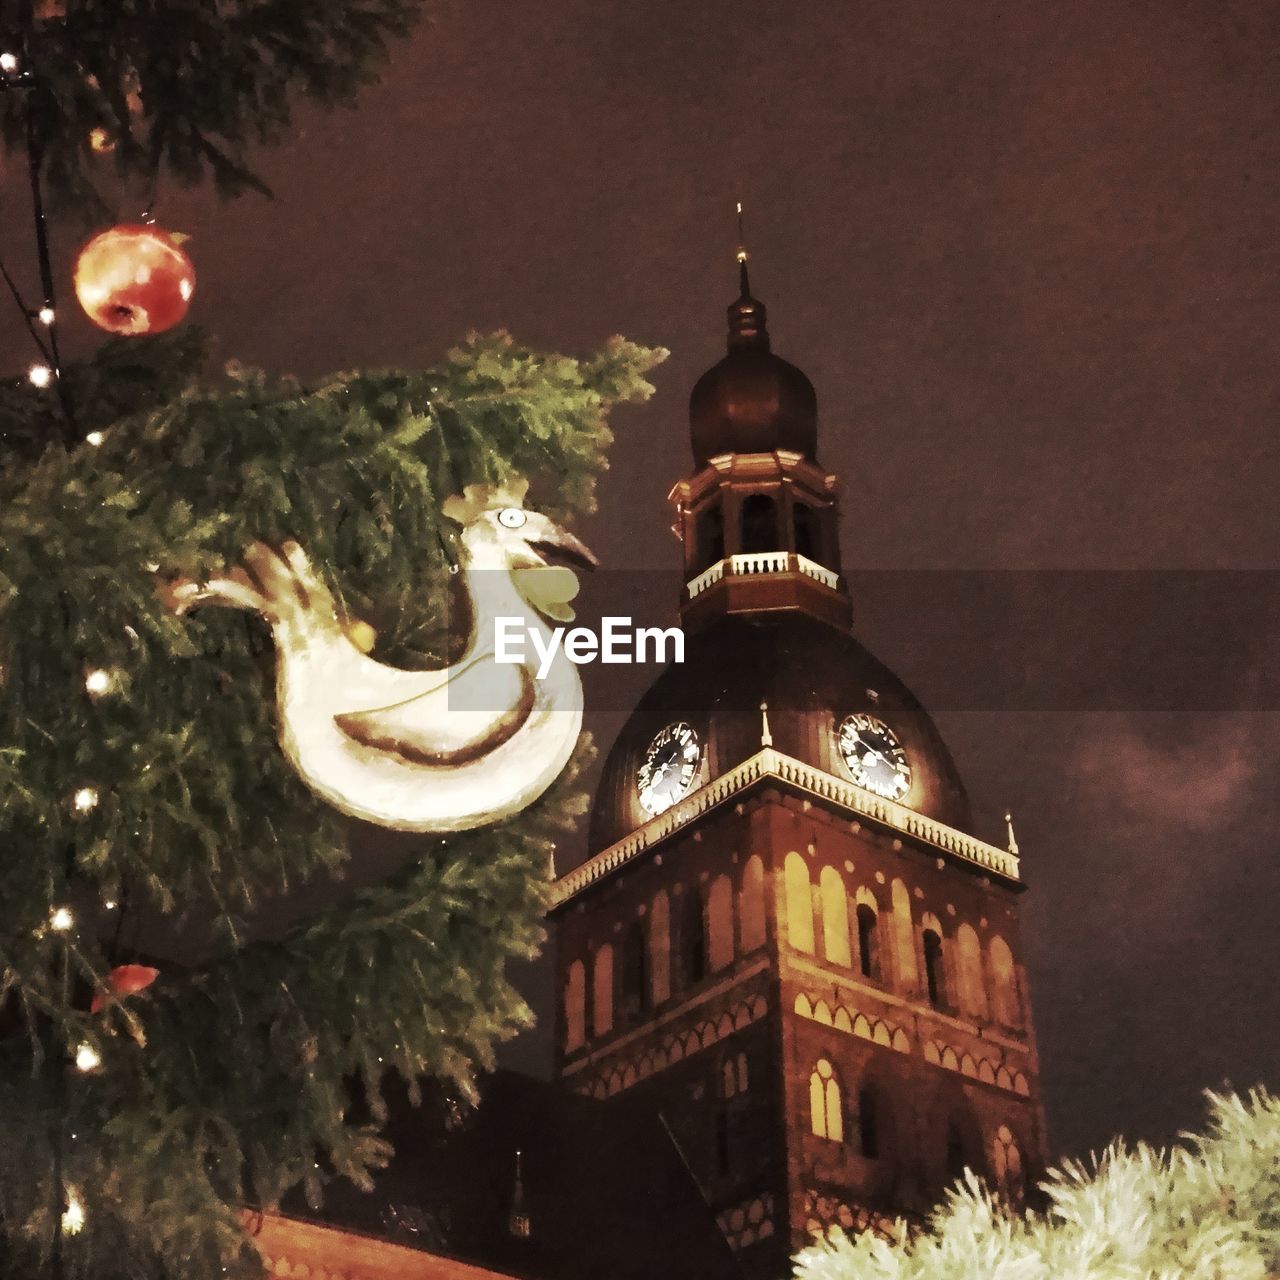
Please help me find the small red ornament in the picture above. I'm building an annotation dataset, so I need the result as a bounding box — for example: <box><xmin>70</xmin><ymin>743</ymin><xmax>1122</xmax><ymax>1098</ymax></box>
<box><xmin>74</xmin><ymin>225</ymin><xmax>195</xmax><ymax>336</ymax></box>
<box><xmin>91</xmin><ymin>963</ymin><xmax>159</xmax><ymax>1013</ymax></box>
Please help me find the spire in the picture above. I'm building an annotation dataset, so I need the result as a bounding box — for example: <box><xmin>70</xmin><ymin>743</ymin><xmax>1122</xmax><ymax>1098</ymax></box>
<box><xmin>507</xmin><ymin>1149</ymin><xmax>531</xmax><ymax>1239</ymax></box>
<box><xmin>760</xmin><ymin>700</ymin><xmax>773</xmax><ymax>748</ymax></box>
<box><xmin>1004</xmin><ymin>811</ymin><xmax>1020</xmax><ymax>858</ymax></box>
<box><xmin>729</xmin><ymin>201</ymin><xmax>768</xmax><ymax>349</ymax></box>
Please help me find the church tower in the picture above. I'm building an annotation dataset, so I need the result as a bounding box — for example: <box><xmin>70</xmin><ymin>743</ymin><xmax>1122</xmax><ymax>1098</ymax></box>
<box><xmin>549</xmin><ymin>252</ymin><xmax>1048</xmax><ymax>1278</ymax></box>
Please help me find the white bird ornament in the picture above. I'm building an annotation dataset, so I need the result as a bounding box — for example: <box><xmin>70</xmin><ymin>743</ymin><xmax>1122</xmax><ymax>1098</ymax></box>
<box><xmin>164</xmin><ymin>482</ymin><xmax>598</xmax><ymax>832</ymax></box>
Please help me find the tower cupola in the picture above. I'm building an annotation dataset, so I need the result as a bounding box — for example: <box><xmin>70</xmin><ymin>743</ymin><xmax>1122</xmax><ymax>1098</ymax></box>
<box><xmin>670</xmin><ymin>235</ymin><xmax>847</xmax><ymax>632</ymax></box>
<box><xmin>688</xmin><ymin>258</ymin><xmax>819</xmax><ymax>466</ymax></box>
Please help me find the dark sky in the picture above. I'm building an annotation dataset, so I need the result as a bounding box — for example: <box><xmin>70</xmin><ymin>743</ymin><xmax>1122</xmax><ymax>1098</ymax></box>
<box><xmin>5</xmin><ymin>0</ymin><xmax>1280</xmax><ymax>1160</ymax></box>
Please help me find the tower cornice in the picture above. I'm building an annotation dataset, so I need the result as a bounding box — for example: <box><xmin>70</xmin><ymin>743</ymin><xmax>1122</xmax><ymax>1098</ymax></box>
<box><xmin>550</xmin><ymin>747</ymin><xmax>1021</xmax><ymax>911</ymax></box>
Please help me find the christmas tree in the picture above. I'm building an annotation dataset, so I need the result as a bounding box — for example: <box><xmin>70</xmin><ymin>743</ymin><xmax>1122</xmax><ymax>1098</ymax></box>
<box><xmin>0</xmin><ymin>4</ymin><xmax>665</xmax><ymax>1277</ymax></box>
<box><xmin>794</xmin><ymin>1090</ymin><xmax>1280</xmax><ymax>1280</ymax></box>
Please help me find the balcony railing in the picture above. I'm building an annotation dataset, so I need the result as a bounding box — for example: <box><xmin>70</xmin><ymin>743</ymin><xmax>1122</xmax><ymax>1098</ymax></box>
<box><xmin>686</xmin><ymin>553</ymin><xmax>841</xmax><ymax>599</ymax></box>
<box><xmin>551</xmin><ymin>747</ymin><xmax>1021</xmax><ymax>907</ymax></box>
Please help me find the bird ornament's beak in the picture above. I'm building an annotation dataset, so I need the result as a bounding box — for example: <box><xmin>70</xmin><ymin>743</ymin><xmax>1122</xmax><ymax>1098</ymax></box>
<box><xmin>528</xmin><ymin>525</ymin><xmax>599</xmax><ymax>572</ymax></box>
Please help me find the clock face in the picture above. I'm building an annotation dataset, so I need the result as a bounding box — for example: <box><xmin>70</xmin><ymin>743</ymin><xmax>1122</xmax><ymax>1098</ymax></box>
<box><xmin>636</xmin><ymin>722</ymin><xmax>701</xmax><ymax>816</ymax></box>
<box><xmin>837</xmin><ymin>713</ymin><xmax>912</xmax><ymax>801</ymax></box>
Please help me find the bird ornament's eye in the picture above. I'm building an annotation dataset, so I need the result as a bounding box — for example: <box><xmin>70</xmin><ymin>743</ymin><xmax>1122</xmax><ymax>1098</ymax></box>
<box><xmin>497</xmin><ymin>508</ymin><xmax>527</xmax><ymax>529</ymax></box>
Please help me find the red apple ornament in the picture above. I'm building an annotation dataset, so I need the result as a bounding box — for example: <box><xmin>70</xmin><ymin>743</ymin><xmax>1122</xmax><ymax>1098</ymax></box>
<box><xmin>74</xmin><ymin>225</ymin><xmax>195</xmax><ymax>335</ymax></box>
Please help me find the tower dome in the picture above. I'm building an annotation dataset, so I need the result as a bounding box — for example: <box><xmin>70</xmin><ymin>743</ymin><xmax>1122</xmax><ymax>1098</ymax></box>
<box><xmin>587</xmin><ymin>614</ymin><xmax>972</xmax><ymax>854</ymax></box>
<box><xmin>688</xmin><ymin>261</ymin><xmax>818</xmax><ymax>466</ymax></box>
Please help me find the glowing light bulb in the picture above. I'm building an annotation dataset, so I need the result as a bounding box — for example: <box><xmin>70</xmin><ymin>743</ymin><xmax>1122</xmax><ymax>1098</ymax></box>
<box><xmin>75</xmin><ymin>1043</ymin><xmax>101</xmax><ymax>1072</ymax></box>
<box><xmin>0</xmin><ymin>52</ymin><xmax>18</xmax><ymax>73</ymax></box>
<box><xmin>85</xmin><ymin>430</ymin><xmax>104</xmax><ymax>446</ymax></box>
<box><xmin>38</xmin><ymin>306</ymin><xmax>54</xmax><ymax>325</ymax></box>
<box><xmin>50</xmin><ymin>906</ymin><xmax>74</xmax><ymax>932</ymax></box>
<box><xmin>84</xmin><ymin>668</ymin><xmax>113</xmax><ymax>695</ymax></box>
<box><xmin>28</xmin><ymin>364</ymin><xmax>52</xmax><ymax>388</ymax></box>
<box><xmin>103</xmin><ymin>899</ymin><xmax>117</xmax><ymax>910</ymax></box>
<box><xmin>73</xmin><ymin>786</ymin><xmax>99</xmax><ymax>814</ymax></box>
<box><xmin>61</xmin><ymin>1191</ymin><xmax>85</xmax><ymax>1235</ymax></box>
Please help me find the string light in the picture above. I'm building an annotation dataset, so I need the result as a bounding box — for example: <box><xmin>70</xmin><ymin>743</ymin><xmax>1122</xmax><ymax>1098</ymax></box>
<box><xmin>84</xmin><ymin>667</ymin><xmax>115</xmax><ymax>696</ymax></box>
<box><xmin>61</xmin><ymin>1191</ymin><xmax>86</xmax><ymax>1236</ymax></box>
<box><xmin>37</xmin><ymin>305</ymin><xmax>55</xmax><ymax>325</ymax></box>
<box><xmin>85</xmin><ymin>430</ymin><xmax>104</xmax><ymax>446</ymax></box>
<box><xmin>74</xmin><ymin>1043</ymin><xmax>101</xmax><ymax>1072</ymax></box>
<box><xmin>0</xmin><ymin>52</ymin><xmax>17</xmax><ymax>73</ymax></box>
<box><xmin>28</xmin><ymin>364</ymin><xmax>52</xmax><ymax>388</ymax></box>
<box><xmin>103</xmin><ymin>899</ymin><xmax>118</xmax><ymax>910</ymax></box>
<box><xmin>72</xmin><ymin>786</ymin><xmax>99</xmax><ymax>814</ymax></box>
<box><xmin>49</xmin><ymin>906</ymin><xmax>74</xmax><ymax>932</ymax></box>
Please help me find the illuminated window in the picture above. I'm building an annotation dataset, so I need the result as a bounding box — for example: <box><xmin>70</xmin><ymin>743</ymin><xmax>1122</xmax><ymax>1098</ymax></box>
<box><xmin>808</xmin><ymin>1059</ymin><xmax>844</xmax><ymax>1142</ymax></box>
<box><xmin>988</xmin><ymin>936</ymin><xmax>1021</xmax><ymax>1028</ymax></box>
<box><xmin>890</xmin><ymin>879</ymin><xmax>917</xmax><ymax>992</ymax></box>
<box><xmin>785</xmin><ymin>852</ymin><xmax>815</xmax><ymax>954</ymax></box>
<box><xmin>820</xmin><ymin>866</ymin><xmax>851</xmax><ymax>967</ymax></box>
<box><xmin>856</xmin><ymin>903</ymin><xmax>880</xmax><ymax>980</ymax></box>
<box><xmin>956</xmin><ymin>923</ymin><xmax>987</xmax><ymax>1019</ymax></box>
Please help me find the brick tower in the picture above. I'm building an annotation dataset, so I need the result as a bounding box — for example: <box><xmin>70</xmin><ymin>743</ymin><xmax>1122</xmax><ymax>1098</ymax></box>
<box><xmin>548</xmin><ymin>255</ymin><xmax>1047</xmax><ymax>1278</ymax></box>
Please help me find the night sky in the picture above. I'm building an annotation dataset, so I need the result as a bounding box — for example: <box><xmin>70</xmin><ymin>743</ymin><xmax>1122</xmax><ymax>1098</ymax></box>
<box><xmin>5</xmin><ymin>0</ymin><xmax>1280</xmax><ymax>1160</ymax></box>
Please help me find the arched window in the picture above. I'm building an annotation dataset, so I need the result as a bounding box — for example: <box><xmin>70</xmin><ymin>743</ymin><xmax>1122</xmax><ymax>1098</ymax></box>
<box><xmin>956</xmin><ymin>923</ymin><xmax>988</xmax><ymax>1019</ymax></box>
<box><xmin>856</xmin><ymin>903</ymin><xmax>880</xmax><ymax>981</ymax></box>
<box><xmin>740</xmin><ymin>493</ymin><xmax>779</xmax><ymax>554</ymax></box>
<box><xmin>591</xmin><ymin>944</ymin><xmax>614</xmax><ymax>1037</ymax></box>
<box><xmin>649</xmin><ymin>891</ymin><xmax>671</xmax><ymax>1006</ymax></box>
<box><xmin>564</xmin><ymin>959</ymin><xmax>586</xmax><ymax>1052</ymax></box>
<box><xmin>923</xmin><ymin>925</ymin><xmax>946</xmax><ymax>1009</ymax></box>
<box><xmin>988</xmin><ymin>936</ymin><xmax>1021</xmax><ymax>1028</ymax></box>
<box><xmin>784</xmin><ymin>852</ymin><xmax>815</xmax><ymax>954</ymax></box>
<box><xmin>739</xmin><ymin>855</ymin><xmax>766</xmax><ymax>953</ymax></box>
<box><xmin>715</xmin><ymin>1051</ymin><xmax>750</xmax><ymax>1179</ymax></box>
<box><xmin>856</xmin><ymin>1086</ymin><xmax>880</xmax><ymax>1159</ymax></box>
<box><xmin>618</xmin><ymin>920</ymin><xmax>648</xmax><ymax>1023</ymax></box>
<box><xmin>678</xmin><ymin>887</ymin><xmax>707</xmax><ymax>988</ymax></box>
<box><xmin>794</xmin><ymin>503</ymin><xmax>820</xmax><ymax>561</ymax></box>
<box><xmin>820</xmin><ymin>866</ymin><xmax>852</xmax><ymax>967</ymax></box>
<box><xmin>695</xmin><ymin>500</ymin><xmax>725</xmax><ymax>570</ymax></box>
<box><xmin>721</xmin><ymin>1051</ymin><xmax>749</xmax><ymax>1100</ymax></box>
<box><xmin>992</xmin><ymin>1125</ymin><xmax>1026</xmax><ymax>1203</ymax></box>
<box><xmin>809</xmin><ymin>1059</ymin><xmax>844</xmax><ymax>1142</ymax></box>
<box><xmin>707</xmin><ymin>874</ymin><xmax>734</xmax><ymax>972</ymax></box>
<box><xmin>890</xmin><ymin>879</ymin><xmax>917</xmax><ymax>992</ymax></box>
